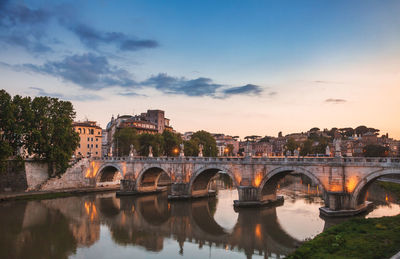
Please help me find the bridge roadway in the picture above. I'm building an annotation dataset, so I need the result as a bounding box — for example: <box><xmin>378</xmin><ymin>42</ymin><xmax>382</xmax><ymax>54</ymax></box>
<box><xmin>87</xmin><ymin>156</ymin><xmax>400</xmax><ymax>217</ymax></box>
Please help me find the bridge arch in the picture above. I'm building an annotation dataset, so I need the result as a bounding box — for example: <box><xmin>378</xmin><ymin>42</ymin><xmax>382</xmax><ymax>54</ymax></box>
<box><xmin>189</xmin><ymin>166</ymin><xmax>239</xmax><ymax>197</ymax></box>
<box><xmin>351</xmin><ymin>168</ymin><xmax>400</xmax><ymax>207</ymax></box>
<box><xmin>258</xmin><ymin>166</ymin><xmax>326</xmax><ymax>201</ymax></box>
<box><xmin>96</xmin><ymin>164</ymin><xmax>123</xmax><ymax>183</ymax></box>
<box><xmin>136</xmin><ymin>165</ymin><xmax>171</xmax><ymax>191</ymax></box>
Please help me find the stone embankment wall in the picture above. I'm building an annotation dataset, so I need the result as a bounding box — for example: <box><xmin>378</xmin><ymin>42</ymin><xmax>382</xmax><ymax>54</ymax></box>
<box><xmin>0</xmin><ymin>159</ymin><xmax>92</xmax><ymax>192</ymax></box>
<box><xmin>0</xmin><ymin>160</ymin><xmax>28</xmax><ymax>192</ymax></box>
<box><xmin>40</xmin><ymin>159</ymin><xmax>93</xmax><ymax>191</ymax></box>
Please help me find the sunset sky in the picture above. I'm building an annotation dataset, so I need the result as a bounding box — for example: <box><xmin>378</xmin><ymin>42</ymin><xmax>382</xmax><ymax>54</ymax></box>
<box><xmin>1</xmin><ymin>0</ymin><xmax>399</xmax><ymax>139</ymax></box>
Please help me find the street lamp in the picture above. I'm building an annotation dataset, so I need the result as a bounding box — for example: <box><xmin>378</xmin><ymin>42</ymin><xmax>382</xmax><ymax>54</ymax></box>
<box><xmin>224</xmin><ymin>147</ymin><xmax>229</xmax><ymax>156</ymax></box>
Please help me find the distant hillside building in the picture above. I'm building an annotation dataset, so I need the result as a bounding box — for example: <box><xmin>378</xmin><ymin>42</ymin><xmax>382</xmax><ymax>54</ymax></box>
<box><xmin>213</xmin><ymin>134</ymin><xmax>239</xmax><ymax>156</ymax></box>
<box><xmin>73</xmin><ymin>121</ymin><xmax>102</xmax><ymax>158</ymax></box>
<box><xmin>105</xmin><ymin>109</ymin><xmax>173</xmax><ymax>156</ymax></box>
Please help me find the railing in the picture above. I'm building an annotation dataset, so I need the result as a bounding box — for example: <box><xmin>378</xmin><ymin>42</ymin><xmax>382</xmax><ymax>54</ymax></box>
<box><xmin>92</xmin><ymin>156</ymin><xmax>400</xmax><ymax>165</ymax></box>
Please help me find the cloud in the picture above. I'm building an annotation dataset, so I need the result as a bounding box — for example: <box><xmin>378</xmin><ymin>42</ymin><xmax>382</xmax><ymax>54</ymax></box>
<box><xmin>0</xmin><ymin>1</ymin><xmax>53</xmax><ymax>53</ymax></box>
<box><xmin>117</xmin><ymin>91</ymin><xmax>147</xmax><ymax>97</ymax></box>
<box><xmin>143</xmin><ymin>73</ymin><xmax>222</xmax><ymax>97</ymax></box>
<box><xmin>0</xmin><ymin>1</ymin><xmax>51</xmax><ymax>27</ymax></box>
<box><xmin>0</xmin><ymin>1</ymin><xmax>158</xmax><ymax>54</ymax></box>
<box><xmin>67</xmin><ymin>23</ymin><xmax>159</xmax><ymax>51</ymax></box>
<box><xmin>30</xmin><ymin>87</ymin><xmax>102</xmax><ymax>101</ymax></box>
<box><xmin>20</xmin><ymin>53</ymin><xmax>137</xmax><ymax>89</ymax></box>
<box><xmin>314</xmin><ymin>80</ymin><xmax>344</xmax><ymax>84</ymax></box>
<box><xmin>325</xmin><ymin>98</ymin><xmax>347</xmax><ymax>104</ymax></box>
<box><xmin>223</xmin><ymin>84</ymin><xmax>262</xmax><ymax>96</ymax></box>
<box><xmin>143</xmin><ymin>73</ymin><xmax>265</xmax><ymax>98</ymax></box>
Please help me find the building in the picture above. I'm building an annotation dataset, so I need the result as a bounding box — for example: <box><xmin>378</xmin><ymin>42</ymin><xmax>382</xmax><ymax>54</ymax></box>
<box><xmin>105</xmin><ymin>109</ymin><xmax>174</xmax><ymax>156</ymax></box>
<box><xmin>252</xmin><ymin>141</ymin><xmax>273</xmax><ymax>156</ymax></box>
<box><xmin>362</xmin><ymin>132</ymin><xmax>378</xmax><ymax>145</ymax></box>
<box><xmin>73</xmin><ymin>121</ymin><xmax>102</xmax><ymax>158</ymax></box>
<box><xmin>213</xmin><ymin>134</ymin><xmax>239</xmax><ymax>156</ymax></box>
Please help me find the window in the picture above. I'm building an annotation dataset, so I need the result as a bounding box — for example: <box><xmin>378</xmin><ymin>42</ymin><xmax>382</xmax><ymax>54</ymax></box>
<box><xmin>87</xmin><ymin>137</ymin><xmax>89</xmax><ymax>141</ymax></box>
<box><xmin>78</xmin><ymin>144</ymin><xmax>81</xmax><ymax>148</ymax></box>
<box><xmin>91</xmin><ymin>144</ymin><xmax>93</xmax><ymax>148</ymax></box>
<box><xmin>95</xmin><ymin>144</ymin><xmax>98</xmax><ymax>148</ymax></box>
<box><xmin>87</xmin><ymin>144</ymin><xmax>90</xmax><ymax>148</ymax></box>
<box><xmin>95</xmin><ymin>152</ymin><xmax>98</xmax><ymax>154</ymax></box>
<box><xmin>96</xmin><ymin>138</ymin><xmax>98</xmax><ymax>141</ymax></box>
<box><xmin>78</xmin><ymin>128</ymin><xmax>81</xmax><ymax>133</ymax></box>
<box><xmin>91</xmin><ymin>138</ymin><xmax>93</xmax><ymax>141</ymax></box>
<box><xmin>91</xmin><ymin>129</ymin><xmax>94</xmax><ymax>134</ymax></box>
<box><xmin>83</xmin><ymin>128</ymin><xmax>86</xmax><ymax>134</ymax></box>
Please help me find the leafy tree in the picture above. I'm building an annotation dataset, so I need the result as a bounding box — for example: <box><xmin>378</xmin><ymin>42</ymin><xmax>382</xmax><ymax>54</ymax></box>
<box><xmin>285</xmin><ymin>137</ymin><xmax>299</xmax><ymax>152</ymax></box>
<box><xmin>0</xmin><ymin>90</ymin><xmax>79</xmax><ymax>176</ymax></box>
<box><xmin>113</xmin><ymin>128</ymin><xmax>139</xmax><ymax>156</ymax></box>
<box><xmin>259</xmin><ymin>136</ymin><xmax>271</xmax><ymax>142</ymax></box>
<box><xmin>0</xmin><ymin>140</ymin><xmax>12</xmax><ymax>161</ymax></box>
<box><xmin>29</xmin><ymin>97</ymin><xmax>79</xmax><ymax>176</ymax></box>
<box><xmin>183</xmin><ymin>139</ymin><xmax>198</xmax><ymax>156</ymax></box>
<box><xmin>138</xmin><ymin>133</ymin><xmax>164</xmax><ymax>157</ymax></box>
<box><xmin>355</xmin><ymin>126</ymin><xmax>379</xmax><ymax>136</ymax></box>
<box><xmin>0</xmin><ymin>90</ymin><xmax>15</xmax><ymax>156</ymax></box>
<box><xmin>184</xmin><ymin>130</ymin><xmax>217</xmax><ymax>157</ymax></box>
<box><xmin>244</xmin><ymin>135</ymin><xmax>260</xmax><ymax>142</ymax></box>
<box><xmin>162</xmin><ymin>131</ymin><xmax>182</xmax><ymax>156</ymax></box>
<box><xmin>300</xmin><ymin>139</ymin><xmax>313</xmax><ymax>156</ymax></box>
<box><xmin>339</xmin><ymin>127</ymin><xmax>354</xmax><ymax>137</ymax></box>
<box><xmin>363</xmin><ymin>145</ymin><xmax>388</xmax><ymax>157</ymax></box>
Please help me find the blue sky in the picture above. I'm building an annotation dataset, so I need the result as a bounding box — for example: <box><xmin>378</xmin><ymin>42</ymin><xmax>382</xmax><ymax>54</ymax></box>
<box><xmin>1</xmin><ymin>0</ymin><xmax>400</xmax><ymax>138</ymax></box>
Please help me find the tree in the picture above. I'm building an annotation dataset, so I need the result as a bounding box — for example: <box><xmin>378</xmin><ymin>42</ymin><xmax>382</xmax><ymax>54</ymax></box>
<box><xmin>185</xmin><ymin>130</ymin><xmax>217</xmax><ymax>157</ymax></box>
<box><xmin>363</xmin><ymin>145</ymin><xmax>388</xmax><ymax>157</ymax></box>
<box><xmin>309</xmin><ymin>127</ymin><xmax>320</xmax><ymax>132</ymax></box>
<box><xmin>300</xmin><ymin>139</ymin><xmax>313</xmax><ymax>156</ymax></box>
<box><xmin>162</xmin><ymin>131</ymin><xmax>182</xmax><ymax>156</ymax></box>
<box><xmin>244</xmin><ymin>135</ymin><xmax>260</xmax><ymax>142</ymax></box>
<box><xmin>0</xmin><ymin>90</ymin><xmax>15</xmax><ymax>156</ymax></box>
<box><xmin>138</xmin><ymin>133</ymin><xmax>164</xmax><ymax>157</ymax></box>
<box><xmin>29</xmin><ymin>97</ymin><xmax>79</xmax><ymax>176</ymax></box>
<box><xmin>0</xmin><ymin>90</ymin><xmax>79</xmax><ymax>176</ymax></box>
<box><xmin>285</xmin><ymin>138</ymin><xmax>298</xmax><ymax>152</ymax></box>
<box><xmin>339</xmin><ymin>127</ymin><xmax>354</xmax><ymax>137</ymax></box>
<box><xmin>113</xmin><ymin>128</ymin><xmax>139</xmax><ymax>156</ymax></box>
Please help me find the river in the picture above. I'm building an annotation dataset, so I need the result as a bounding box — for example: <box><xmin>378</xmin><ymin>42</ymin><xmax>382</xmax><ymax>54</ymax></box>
<box><xmin>0</xmin><ymin>175</ymin><xmax>399</xmax><ymax>259</ymax></box>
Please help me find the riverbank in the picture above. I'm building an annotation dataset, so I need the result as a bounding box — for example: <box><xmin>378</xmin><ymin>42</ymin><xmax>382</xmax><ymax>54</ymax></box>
<box><xmin>287</xmin><ymin>214</ymin><xmax>400</xmax><ymax>259</ymax></box>
<box><xmin>0</xmin><ymin>185</ymin><xmax>120</xmax><ymax>202</ymax></box>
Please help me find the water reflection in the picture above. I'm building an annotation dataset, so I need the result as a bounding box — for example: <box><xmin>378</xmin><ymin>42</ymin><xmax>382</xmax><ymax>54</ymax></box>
<box><xmin>0</xmin><ymin>176</ymin><xmax>399</xmax><ymax>259</ymax></box>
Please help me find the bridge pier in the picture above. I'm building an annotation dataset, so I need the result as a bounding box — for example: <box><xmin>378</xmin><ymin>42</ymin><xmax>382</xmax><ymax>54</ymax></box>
<box><xmin>233</xmin><ymin>186</ymin><xmax>284</xmax><ymax>208</ymax></box>
<box><xmin>319</xmin><ymin>192</ymin><xmax>373</xmax><ymax>217</ymax></box>
<box><xmin>117</xmin><ymin>179</ymin><xmax>166</xmax><ymax>196</ymax></box>
<box><xmin>168</xmin><ymin>183</ymin><xmax>216</xmax><ymax>200</ymax></box>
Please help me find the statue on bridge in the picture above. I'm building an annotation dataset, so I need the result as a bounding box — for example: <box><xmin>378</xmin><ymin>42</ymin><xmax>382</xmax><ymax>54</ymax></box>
<box><xmin>325</xmin><ymin>145</ymin><xmax>331</xmax><ymax>157</ymax></box>
<box><xmin>179</xmin><ymin>143</ymin><xmax>185</xmax><ymax>157</ymax></box>
<box><xmin>129</xmin><ymin>144</ymin><xmax>137</xmax><ymax>158</ymax></box>
<box><xmin>334</xmin><ymin>138</ymin><xmax>342</xmax><ymax>157</ymax></box>
<box><xmin>148</xmin><ymin>146</ymin><xmax>153</xmax><ymax>157</ymax></box>
<box><xmin>198</xmin><ymin>144</ymin><xmax>203</xmax><ymax>157</ymax></box>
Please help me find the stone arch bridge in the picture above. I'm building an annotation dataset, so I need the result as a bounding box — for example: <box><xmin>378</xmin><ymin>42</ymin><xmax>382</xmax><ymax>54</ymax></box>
<box><xmin>87</xmin><ymin>156</ymin><xmax>400</xmax><ymax>216</ymax></box>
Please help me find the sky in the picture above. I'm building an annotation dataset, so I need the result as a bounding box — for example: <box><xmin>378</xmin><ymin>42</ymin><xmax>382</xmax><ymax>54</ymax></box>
<box><xmin>1</xmin><ymin>0</ymin><xmax>399</xmax><ymax>139</ymax></box>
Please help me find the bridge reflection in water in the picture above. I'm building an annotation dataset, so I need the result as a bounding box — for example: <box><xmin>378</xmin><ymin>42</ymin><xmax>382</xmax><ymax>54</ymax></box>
<box><xmin>0</xmin><ymin>180</ymin><xmax>398</xmax><ymax>259</ymax></box>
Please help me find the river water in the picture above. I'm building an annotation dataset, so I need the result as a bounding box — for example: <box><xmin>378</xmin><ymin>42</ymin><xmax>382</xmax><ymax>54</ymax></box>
<box><xmin>0</xmin><ymin>176</ymin><xmax>399</xmax><ymax>259</ymax></box>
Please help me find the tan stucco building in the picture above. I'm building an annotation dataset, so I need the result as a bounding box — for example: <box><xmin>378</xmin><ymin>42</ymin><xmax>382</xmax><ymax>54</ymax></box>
<box><xmin>73</xmin><ymin>121</ymin><xmax>102</xmax><ymax>158</ymax></box>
